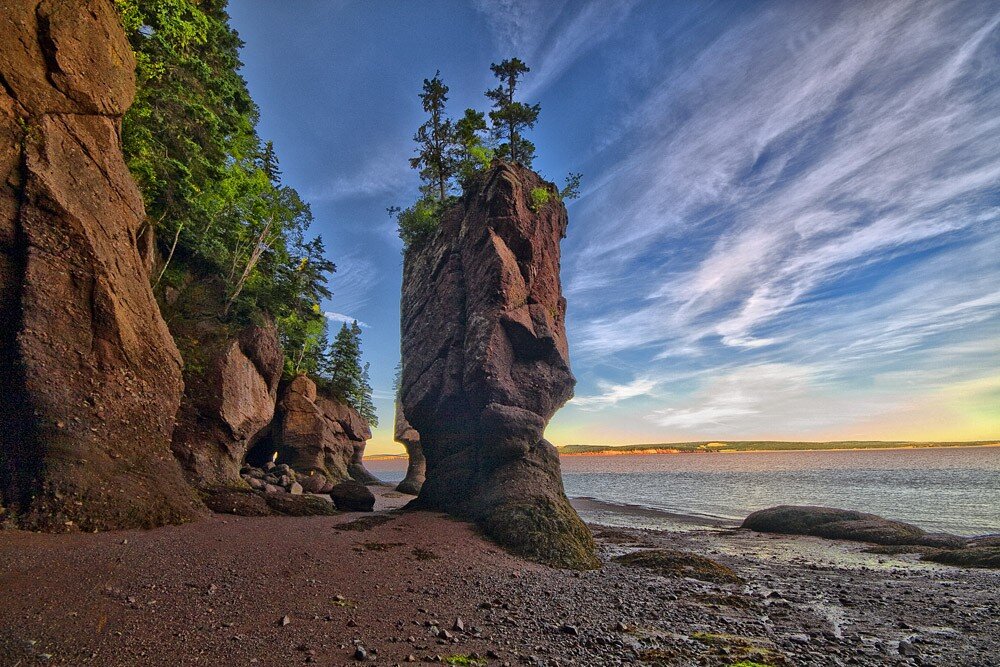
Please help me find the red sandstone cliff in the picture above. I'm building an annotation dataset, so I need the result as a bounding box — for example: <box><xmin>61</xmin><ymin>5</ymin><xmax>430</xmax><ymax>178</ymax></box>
<box><xmin>400</xmin><ymin>163</ymin><xmax>597</xmax><ymax>569</ymax></box>
<box><xmin>0</xmin><ymin>0</ymin><xmax>203</xmax><ymax>529</ymax></box>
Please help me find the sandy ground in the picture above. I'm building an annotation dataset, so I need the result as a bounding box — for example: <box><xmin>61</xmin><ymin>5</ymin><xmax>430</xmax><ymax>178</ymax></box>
<box><xmin>1</xmin><ymin>486</ymin><xmax>997</xmax><ymax>666</ymax></box>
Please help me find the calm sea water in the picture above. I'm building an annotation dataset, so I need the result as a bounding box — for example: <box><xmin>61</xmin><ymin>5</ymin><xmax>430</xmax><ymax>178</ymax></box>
<box><xmin>366</xmin><ymin>446</ymin><xmax>1000</xmax><ymax>536</ymax></box>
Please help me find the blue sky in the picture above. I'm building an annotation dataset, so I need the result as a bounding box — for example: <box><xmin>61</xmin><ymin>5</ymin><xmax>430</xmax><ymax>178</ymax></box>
<box><xmin>228</xmin><ymin>0</ymin><xmax>1000</xmax><ymax>453</ymax></box>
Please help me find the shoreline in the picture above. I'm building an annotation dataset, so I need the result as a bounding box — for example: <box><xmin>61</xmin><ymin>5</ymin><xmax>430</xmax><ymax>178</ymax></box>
<box><xmin>558</xmin><ymin>442</ymin><xmax>1000</xmax><ymax>457</ymax></box>
<box><xmin>364</xmin><ymin>442</ymin><xmax>1000</xmax><ymax>461</ymax></box>
<box><xmin>2</xmin><ymin>484</ymin><xmax>996</xmax><ymax>666</ymax></box>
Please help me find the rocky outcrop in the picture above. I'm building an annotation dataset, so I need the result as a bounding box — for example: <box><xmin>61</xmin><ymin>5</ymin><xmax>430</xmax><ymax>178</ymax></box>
<box><xmin>274</xmin><ymin>375</ymin><xmax>372</xmax><ymax>485</ymax></box>
<box><xmin>399</xmin><ymin>163</ymin><xmax>597</xmax><ymax>569</ymax></box>
<box><xmin>743</xmin><ymin>505</ymin><xmax>1000</xmax><ymax>569</ymax></box>
<box><xmin>394</xmin><ymin>401</ymin><xmax>425</xmax><ymax>495</ymax></box>
<box><xmin>0</xmin><ymin>0</ymin><xmax>203</xmax><ymax>530</ymax></box>
<box><xmin>348</xmin><ymin>443</ymin><xmax>382</xmax><ymax>486</ymax></box>
<box><xmin>741</xmin><ymin>506</ymin><xmax>962</xmax><ymax>547</ymax></box>
<box><xmin>170</xmin><ymin>316</ymin><xmax>283</xmax><ymax>489</ymax></box>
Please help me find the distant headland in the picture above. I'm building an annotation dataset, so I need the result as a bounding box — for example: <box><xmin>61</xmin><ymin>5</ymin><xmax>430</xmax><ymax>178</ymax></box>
<box><xmin>557</xmin><ymin>441</ymin><xmax>1000</xmax><ymax>456</ymax></box>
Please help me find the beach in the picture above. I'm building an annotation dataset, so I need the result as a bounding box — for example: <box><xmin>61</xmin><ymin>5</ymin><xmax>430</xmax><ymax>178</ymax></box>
<box><xmin>1</xmin><ymin>485</ymin><xmax>997</xmax><ymax>666</ymax></box>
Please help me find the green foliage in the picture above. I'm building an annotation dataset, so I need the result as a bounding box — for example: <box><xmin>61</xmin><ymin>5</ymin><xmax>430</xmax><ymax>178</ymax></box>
<box><xmin>410</xmin><ymin>71</ymin><xmax>456</xmax><ymax>202</ymax></box>
<box><xmin>486</xmin><ymin>58</ymin><xmax>540</xmax><ymax>166</ymax></box>
<box><xmin>454</xmin><ymin>108</ymin><xmax>493</xmax><ymax>184</ymax></box>
<box><xmin>560</xmin><ymin>172</ymin><xmax>583</xmax><ymax>200</ymax></box>
<box><xmin>391</xmin><ymin>196</ymin><xmax>451</xmax><ymax>248</ymax></box>
<box><xmin>442</xmin><ymin>656</ymin><xmax>487</xmax><ymax>667</ymax></box>
<box><xmin>115</xmin><ymin>0</ymin><xmax>335</xmax><ymax>377</ymax></box>
<box><xmin>529</xmin><ymin>187</ymin><xmax>550</xmax><ymax>211</ymax></box>
<box><xmin>319</xmin><ymin>321</ymin><xmax>378</xmax><ymax>427</ymax></box>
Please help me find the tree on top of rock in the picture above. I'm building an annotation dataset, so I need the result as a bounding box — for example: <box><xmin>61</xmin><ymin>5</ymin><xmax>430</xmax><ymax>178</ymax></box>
<box><xmin>454</xmin><ymin>108</ymin><xmax>493</xmax><ymax>185</ymax></box>
<box><xmin>322</xmin><ymin>321</ymin><xmax>378</xmax><ymax>427</ymax></box>
<box><xmin>410</xmin><ymin>71</ymin><xmax>456</xmax><ymax>202</ymax></box>
<box><xmin>486</xmin><ymin>58</ymin><xmax>540</xmax><ymax>167</ymax></box>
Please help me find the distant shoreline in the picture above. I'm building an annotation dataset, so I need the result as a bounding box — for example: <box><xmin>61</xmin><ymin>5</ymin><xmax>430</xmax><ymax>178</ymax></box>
<box><xmin>558</xmin><ymin>441</ymin><xmax>1000</xmax><ymax>457</ymax></box>
<box><xmin>365</xmin><ymin>441</ymin><xmax>999</xmax><ymax>460</ymax></box>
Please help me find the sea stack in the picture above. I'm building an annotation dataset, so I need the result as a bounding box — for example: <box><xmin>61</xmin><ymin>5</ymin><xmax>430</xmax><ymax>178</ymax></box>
<box><xmin>0</xmin><ymin>0</ymin><xmax>202</xmax><ymax>529</ymax></box>
<box><xmin>399</xmin><ymin>163</ymin><xmax>598</xmax><ymax>569</ymax></box>
<box><xmin>393</xmin><ymin>401</ymin><xmax>425</xmax><ymax>495</ymax></box>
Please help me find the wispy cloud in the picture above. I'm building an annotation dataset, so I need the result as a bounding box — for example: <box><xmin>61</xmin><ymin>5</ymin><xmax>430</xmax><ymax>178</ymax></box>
<box><xmin>570</xmin><ymin>1</ymin><xmax>999</xmax><ymax>355</ymax></box>
<box><xmin>560</xmin><ymin>1</ymin><xmax>999</xmax><ymax>439</ymax></box>
<box><xmin>572</xmin><ymin>376</ymin><xmax>657</xmax><ymax>410</ymax></box>
<box><xmin>325</xmin><ymin>311</ymin><xmax>369</xmax><ymax>328</ymax></box>
<box><xmin>305</xmin><ymin>142</ymin><xmax>414</xmax><ymax>202</ymax></box>
<box><xmin>473</xmin><ymin>0</ymin><xmax>638</xmax><ymax>97</ymax></box>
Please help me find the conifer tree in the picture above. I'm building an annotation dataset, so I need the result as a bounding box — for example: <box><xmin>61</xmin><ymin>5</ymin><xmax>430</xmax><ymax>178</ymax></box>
<box><xmin>486</xmin><ymin>58</ymin><xmax>540</xmax><ymax>166</ymax></box>
<box><xmin>410</xmin><ymin>71</ymin><xmax>456</xmax><ymax>202</ymax></box>
<box><xmin>323</xmin><ymin>321</ymin><xmax>378</xmax><ymax>427</ymax></box>
<box><xmin>454</xmin><ymin>108</ymin><xmax>492</xmax><ymax>184</ymax></box>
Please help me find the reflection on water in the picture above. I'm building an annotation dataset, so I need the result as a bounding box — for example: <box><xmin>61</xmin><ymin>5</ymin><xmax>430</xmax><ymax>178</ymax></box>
<box><xmin>366</xmin><ymin>446</ymin><xmax>1000</xmax><ymax>535</ymax></box>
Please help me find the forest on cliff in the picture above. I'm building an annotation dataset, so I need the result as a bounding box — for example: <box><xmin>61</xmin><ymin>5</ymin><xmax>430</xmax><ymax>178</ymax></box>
<box><xmin>113</xmin><ymin>0</ymin><xmax>375</xmax><ymax>424</ymax></box>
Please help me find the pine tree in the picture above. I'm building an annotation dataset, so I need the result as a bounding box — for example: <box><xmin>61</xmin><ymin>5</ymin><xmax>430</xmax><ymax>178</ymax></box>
<box><xmin>454</xmin><ymin>108</ymin><xmax>492</xmax><ymax>184</ymax></box>
<box><xmin>323</xmin><ymin>321</ymin><xmax>378</xmax><ymax>427</ymax></box>
<box><xmin>486</xmin><ymin>58</ymin><xmax>540</xmax><ymax>166</ymax></box>
<box><xmin>410</xmin><ymin>71</ymin><xmax>456</xmax><ymax>202</ymax></box>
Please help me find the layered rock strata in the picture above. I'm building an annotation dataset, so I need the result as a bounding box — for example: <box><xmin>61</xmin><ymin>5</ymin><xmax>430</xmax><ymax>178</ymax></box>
<box><xmin>0</xmin><ymin>0</ymin><xmax>202</xmax><ymax>529</ymax></box>
<box><xmin>400</xmin><ymin>163</ymin><xmax>597</xmax><ymax>568</ymax></box>
<box><xmin>275</xmin><ymin>375</ymin><xmax>372</xmax><ymax>486</ymax></box>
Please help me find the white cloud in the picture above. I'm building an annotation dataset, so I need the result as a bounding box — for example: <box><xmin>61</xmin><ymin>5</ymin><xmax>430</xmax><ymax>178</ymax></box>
<box><xmin>473</xmin><ymin>0</ymin><xmax>638</xmax><ymax>97</ymax></box>
<box><xmin>569</xmin><ymin>1</ymin><xmax>1000</xmax><ymax>365</ymax></box>
<box><xmin>305</xmin><ymin>143</ymin><xmax>413</xmax><ymax>202</ymax></box>
<box><xmin>571</xmin><ymin>376</ymin><xmax>657</xmax><ymax>410</ymax></box>
<box><xmin>325</xmin><ymin>311</ymin><xmax>369</xmax><ymax>328</ymax></box>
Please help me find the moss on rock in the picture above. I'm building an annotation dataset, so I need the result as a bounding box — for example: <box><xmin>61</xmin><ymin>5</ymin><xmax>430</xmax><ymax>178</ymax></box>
<box><xmin>482</xmin><ymin>497</ymin><xmax>600</xmax><ymax>570</ymax></box>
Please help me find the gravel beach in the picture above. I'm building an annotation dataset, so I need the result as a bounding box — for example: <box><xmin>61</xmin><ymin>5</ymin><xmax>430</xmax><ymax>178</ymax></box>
<box><xmin>1</xmin><ymin>487</ymin><xmax>996</xmax><ymax>666</ymax></box>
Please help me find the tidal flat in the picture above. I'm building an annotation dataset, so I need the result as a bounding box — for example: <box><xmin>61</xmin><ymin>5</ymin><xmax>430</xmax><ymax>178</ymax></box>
<box><xmin>1</xmin><ymin>486</ymin><xmax>996</xmax><ymax>666</ymax></box>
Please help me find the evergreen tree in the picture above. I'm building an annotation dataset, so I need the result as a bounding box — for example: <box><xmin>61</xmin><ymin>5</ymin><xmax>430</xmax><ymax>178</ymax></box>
<box><xmin>323</xmin><ymin>321</ymin><xmax>378</xmax><ymax>427</ymax></box>
<box><xmin>560</xmin><ymin>172</ymin><xmax>583</xmax><ymax>200</ymax></box>
<box><xmin>486</xmin><ymin>58</ymin><xmax>540</xmax><ymax>166</ymax></box>
<box><xmin>410</xmin><ymin>71</ymin><xmax>456</xmax><ymax>202</ymax></box>
<box><xmin>116</xmin><ymin>0</ymin><xmax>335</xmax><ymax>377</ymax></box>
<box><xmin>454</xmin><ymin>108</ymin><xmax>493</xmax><ymax>184</ymax></box>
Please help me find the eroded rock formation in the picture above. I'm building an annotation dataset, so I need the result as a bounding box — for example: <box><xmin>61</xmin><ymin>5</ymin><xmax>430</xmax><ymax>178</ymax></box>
<box><xmin>169</xmin><ymin>318</ymin><xmax>283</xmax><ymax>489</ymax></box>
<box><xmin>0</xmin><ymin>0</ymin><xmax>202</xmax><ymax>529</ymax></box>
<box><xmin>393</xmin><ymin>401</ymin><xmax>425</xmax><ymax>495</ymax></box>
<box><xmin>400</xmin><ymin>163</ymin><xmax>597</xmax><ymax>569</ymax></box>
<box><xmin>274</xmin><ymin>375</ymin><xmax>373</xmax><ymax>487</ymax></box>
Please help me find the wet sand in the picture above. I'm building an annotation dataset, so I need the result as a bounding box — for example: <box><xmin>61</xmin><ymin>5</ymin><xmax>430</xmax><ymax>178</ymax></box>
<box><xmin>1</xmin><ymin>486</ymin><xmax>996</xmax><ymax>666</ymax></box>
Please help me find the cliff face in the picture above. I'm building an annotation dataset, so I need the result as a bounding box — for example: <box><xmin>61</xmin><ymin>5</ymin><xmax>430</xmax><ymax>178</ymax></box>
<box><xmin>0</xmin><ymin>0</ymin><xmax>202</xmax><ymax>529</ymax></box>
<box><xmin>400</xmin><ymin>163</ymin><xmax>597</xmax><ymax>568</ymax></box>
<box><xmin>273</xmin><ymin>375</ymin><xmax>374</xmax><ymax>489</ymax></box>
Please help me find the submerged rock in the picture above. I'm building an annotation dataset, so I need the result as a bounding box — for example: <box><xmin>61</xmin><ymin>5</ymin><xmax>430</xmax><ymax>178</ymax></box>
<box><xmin>393</xmin><ymin>401</ymin><xmax>425</xmax><ymax>495</ymax></box>
<box><xmin>399</xmin><ymin>163</ymin><xmax>597</xmax><ymax>569</ymax></box>
<box><xmin>0</xmin><ymin>0</ymin><xmax>202</xmax><ymax>530</ymax></box>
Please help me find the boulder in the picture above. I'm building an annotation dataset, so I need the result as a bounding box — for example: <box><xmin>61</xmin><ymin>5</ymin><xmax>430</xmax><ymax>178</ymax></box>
<box><xmin>329</xmin><ymin>480</ymin><xmax>376</xmax><ymax>512</ymax></box>
<box><xmin>0</xmin><ymin>0</ymin><xmax>203</xmax><ymax>530</ymax></box>
<box><xmin>742</xmin><ymin>506</ymin><xmax>939</xmax><ymax>546</ymax></box>
<box><xmin>273</xmin><ymin>375</ymin><xmax>374</xmax><ymax>485</ymax></box>
<box><xmin>169</xmin><ymin>313</ymin><xmax>283</xmax><ymax>489</ymax></box>
<box><xmin>393</xmin><ymin>401</ymin><xmax>425</xmax><ymax>495</ymax></box>
<box><xmin>298</xmin><ymin>472</ymin><xmax>329</xmax><ymax>494</ymax></box>
<box><xmin>399</xmin><ymin>163</ymin><xmax>597</xmax><ymax>569</ymax></box>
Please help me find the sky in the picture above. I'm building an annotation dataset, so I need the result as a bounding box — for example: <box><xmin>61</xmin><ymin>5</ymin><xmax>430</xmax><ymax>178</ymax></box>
<box><xmin>228</xmin><ymin>0</ymin><xmax>1000</xmax><ymax>454</ymax></box>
